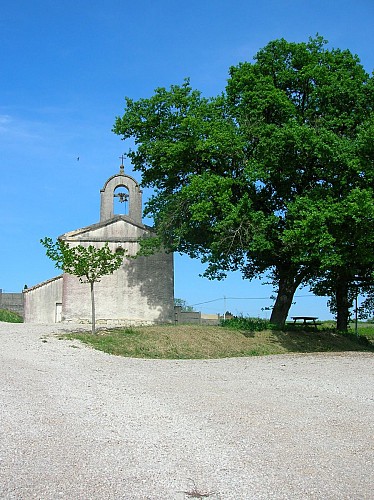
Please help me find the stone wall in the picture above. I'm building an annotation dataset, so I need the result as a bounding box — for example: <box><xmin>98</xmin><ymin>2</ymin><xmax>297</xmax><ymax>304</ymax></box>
<box><xmin>62</xmin><ymin>251</ymin><xmax>174</xmax><ymax>325</ymax></box>
<box><xmin>59</xmin><ymin>218</ymin><xmax>174</xmax><ymax>326</ymax></box>
<box><xmin>174</xmin><ymin>307</ymin><xmax>221</xmax><ymax>325</ymax></box>
<box><xmin>0</xmin><ymin>290</ymin><xmax>24</xmax><ymax>317</ymax></box>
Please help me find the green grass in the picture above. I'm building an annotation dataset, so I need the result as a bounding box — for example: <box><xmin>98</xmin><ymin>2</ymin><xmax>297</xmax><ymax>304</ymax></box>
<box><xmin>349</xmin><ymin>322</ymin><xmax>374</xmax><ymax>340</ymax></box>
<box><xmin>64</xmin><ymin>321</ymin><xmax>374</xmax><ymax>359</ymax></box>
<box><xmin>0</xmin><ymin>309</ymin><xmax>23</xmax><ymax>323</ymax></box>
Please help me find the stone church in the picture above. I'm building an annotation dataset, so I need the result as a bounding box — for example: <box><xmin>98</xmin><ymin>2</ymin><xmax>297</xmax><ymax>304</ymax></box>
<box><xmin>24</xmin><ymin>164</ymin><xmax>174</xmax><ymax>325</ymax></box>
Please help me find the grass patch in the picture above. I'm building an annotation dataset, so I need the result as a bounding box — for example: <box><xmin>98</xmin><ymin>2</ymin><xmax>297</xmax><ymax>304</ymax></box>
<box><xmin>349</xmin><ymin>323</ymin><xmax>374</xmax><ymax>340</ymax></box>
<box><xmin>64</xmin><ymin>322</ymin><xmax>374</xmax><ymax>359</ymax></box>
<box><xmin>0</xmin><ymin>309</ymin><xmax>23</xmax><ymax>323</ymax></box>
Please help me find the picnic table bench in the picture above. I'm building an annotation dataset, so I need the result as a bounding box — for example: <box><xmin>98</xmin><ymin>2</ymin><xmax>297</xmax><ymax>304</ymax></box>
<box><xmin>288</xmin><ymin>316</ymin><xmax>322</xmax><ymax>329</ymax></box>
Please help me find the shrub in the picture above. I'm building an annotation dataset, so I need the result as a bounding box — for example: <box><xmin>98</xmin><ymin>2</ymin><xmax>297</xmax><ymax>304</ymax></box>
<box><xmin>221</xmin><ymin>316</ymin><xmax>272</xmax><ymax>332</ymax></box>
<box><xmin>0</xmin><ymin>309</ymin><xmax>23</xmax><ymax>323</ymax></box>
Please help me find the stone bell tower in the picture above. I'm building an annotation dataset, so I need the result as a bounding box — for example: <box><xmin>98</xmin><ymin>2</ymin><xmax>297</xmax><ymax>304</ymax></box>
<box><xmin>100</xmin><ymin>163</ymin><xmax>143</xmax><ymax>223</ymax></box>
<box><xmin>23</xmin><ymin>158</ymin><xmax>174</xmax><ymax>325</ymax></box>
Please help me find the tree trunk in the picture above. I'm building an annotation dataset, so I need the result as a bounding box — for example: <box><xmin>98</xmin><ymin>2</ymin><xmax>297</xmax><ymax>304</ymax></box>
<box><xmin>270</xmin><ymin>272</ymin><xmax>303</xmax><ymax>327</ymax></box>
<box><xmin>336</xmin><ymin>274</ymin><xmax>350</xmax><ymax>332</ymax></box>
<box><xmin>90</xmin><ymin>281</ymin><xmax>96</xmax><ymax>335</ymax></box>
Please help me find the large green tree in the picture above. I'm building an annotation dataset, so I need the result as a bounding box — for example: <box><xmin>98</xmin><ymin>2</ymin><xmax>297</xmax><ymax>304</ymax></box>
<box><xmin>113</xmin><ymin>36</ymin><xmax>373</xmax><ymax>328</ymax></box>
<box><xmin>284</xmin><ymin>188</ymin><xmax>374</xmax><ymax>329</ymax></box>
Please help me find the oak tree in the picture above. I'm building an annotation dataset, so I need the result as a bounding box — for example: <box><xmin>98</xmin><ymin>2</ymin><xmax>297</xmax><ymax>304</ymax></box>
<box><xmin>113</xmin><ymin>36</ymin><xmax>373</xmax><ymax>328</ymax></box>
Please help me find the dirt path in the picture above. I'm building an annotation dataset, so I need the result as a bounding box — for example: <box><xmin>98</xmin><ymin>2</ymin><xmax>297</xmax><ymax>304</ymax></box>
<box><xmin>0</xmin><ymin>323</ymin><xmax>373</xmax><ymax>499</ymax></box>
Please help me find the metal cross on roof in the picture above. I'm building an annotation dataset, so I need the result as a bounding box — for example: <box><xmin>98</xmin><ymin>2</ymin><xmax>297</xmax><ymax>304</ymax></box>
<box><xmin>119</xmin><ymin>154</ymin><xmax>126</xmax><ymax>174</ymax></box>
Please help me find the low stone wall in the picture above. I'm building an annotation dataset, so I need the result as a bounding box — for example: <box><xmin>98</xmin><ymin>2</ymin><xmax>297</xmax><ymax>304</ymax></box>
<box><xmin>62</xmin><ymin>318</ymin><xmax>157</xmax><ymax>327</ymax></box>
<box><xmin>174</xmin><ymin>306</ymin><xmax>221</xmax><ymax>325</ymax></box>
<box><xmin>0</xmin><ymin>290</ymin><xmax>24</xmax><ymax>317</ymax></box>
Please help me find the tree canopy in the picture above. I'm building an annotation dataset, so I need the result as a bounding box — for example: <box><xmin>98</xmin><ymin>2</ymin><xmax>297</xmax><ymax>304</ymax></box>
<box><xmin>113</xmin><ymin>35</ymin><xmax>374</xmax><ymax>328</ymax></box>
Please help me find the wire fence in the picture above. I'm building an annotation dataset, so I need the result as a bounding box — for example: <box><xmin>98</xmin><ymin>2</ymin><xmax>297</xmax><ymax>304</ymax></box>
<box><xmin>188</xmin><ymin>294</ymin><xmax>332</xmax><ymax>319</ymax></box>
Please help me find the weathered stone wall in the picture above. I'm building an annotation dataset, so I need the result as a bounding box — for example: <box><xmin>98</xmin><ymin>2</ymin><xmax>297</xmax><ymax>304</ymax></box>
<box><xmin>23</xmin><ymin>277</ymin><xmax>63</xmax><ymax>323</ymax></box>
<box><xmin>174</xmin><ymin>307</ymin><xmax>220</xmax><ymax>325</ymax></box>
<box><xmin>0</xmin><ymin>290</ymin><xmax>24</xmax><ymax>317</ymax></box>
<box><xmin>60</xmin><ymin>219</ymin><xmax>174</xmax><ymax>325</ymax></box>
<box><xmin>62</xmin><ymin>250</ymin><xmax>174</xmax><ymax>325</ymax></box>
<box><xmin>100</xmin><ymin>171</ymin><xmax>142</xmax><ymax>223</ymax></box>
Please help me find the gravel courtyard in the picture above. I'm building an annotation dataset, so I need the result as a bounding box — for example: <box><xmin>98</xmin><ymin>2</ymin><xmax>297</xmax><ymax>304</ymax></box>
<box><xmin>0</xmin><ymin>322</ymin><xmax>373</xmax><ymax>500</ymax></box>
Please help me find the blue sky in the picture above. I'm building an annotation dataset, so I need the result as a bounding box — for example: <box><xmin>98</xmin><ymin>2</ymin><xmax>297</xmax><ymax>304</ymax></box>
<box><xmin>1</xmin><ymin>0</ymin><xmax>373</xmax><ymax>319</ymax></box>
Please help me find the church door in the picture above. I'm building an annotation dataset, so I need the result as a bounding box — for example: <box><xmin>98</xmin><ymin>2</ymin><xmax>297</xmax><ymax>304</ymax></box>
<box><xmin>55</xmin><ymin>303</ymin><xmax>62</xmax><ymax>323</ymax></box>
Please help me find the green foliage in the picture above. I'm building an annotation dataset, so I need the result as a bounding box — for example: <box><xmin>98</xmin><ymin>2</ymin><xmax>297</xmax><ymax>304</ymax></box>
<box><xmin>40</xmin><ymin>237</ymin><xmax>125</xmax><ymax>284</ymax></box>
<box><xmin>41</xmin><ymin>237</ymin><xmax>126</xmax><ymax>334</ymax></box>
<box><xmin>357</xmin><ymin>325</ymin><xmax>374</xmax><ymax>339</ymax></box>
<box><xmin>114</xmin><ymin>35</ymin><xmax>374</xmax><ymax>327</ymax></box>
<box><xmin>174</xmin><ymin>298</ymin><xmax>194</xmax><ymax>311</ymax></box>
<box><xmin>221</xmin><ymin>316</ymin><xmax>272</xmax><ymax>332</ymax></box>
<box><xmin>0</xmin><ymin>309</ymin><xmax>23</xmax><ymax>323</ymax></box>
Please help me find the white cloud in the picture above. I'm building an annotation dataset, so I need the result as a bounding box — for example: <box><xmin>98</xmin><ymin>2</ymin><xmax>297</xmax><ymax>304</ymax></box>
<box><xmin>0</xmin><ymin>113</ymin><xmax>44</xmax><ymax>144</ymax></box>
<box><xmin>0</xmin><ymin>114</ymin><xmax>11</xmax><ymax>124</ymax></box>
<box><xmin>0</xmin><ymin>114</ymin><xmax>13</xmax><ymax>133</ymax></box>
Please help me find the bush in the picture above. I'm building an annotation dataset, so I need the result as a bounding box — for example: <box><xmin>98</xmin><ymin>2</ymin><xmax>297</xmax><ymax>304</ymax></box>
<box><xmin>221</xmin><ymin>316</ymin><xmax>272</xmax><ymax>332</ymax></box>
<box><xmin>0</xmin><ymin>309</ymin><xmax>23</xmax><ymax>323</ymax></box>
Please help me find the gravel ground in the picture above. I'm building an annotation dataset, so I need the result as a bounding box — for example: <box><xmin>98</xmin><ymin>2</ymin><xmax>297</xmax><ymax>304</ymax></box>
<box><xmin>0</xmin><ymin>322</ymin><xmax>373</xmax><ymax>500</ymax></box>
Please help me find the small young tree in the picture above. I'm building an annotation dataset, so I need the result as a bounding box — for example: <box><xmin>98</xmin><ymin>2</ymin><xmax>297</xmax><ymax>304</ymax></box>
<box><xmin>41</xmin><ymin>237</ymin><xmax>125</xmax><ymax>334</ymax></box>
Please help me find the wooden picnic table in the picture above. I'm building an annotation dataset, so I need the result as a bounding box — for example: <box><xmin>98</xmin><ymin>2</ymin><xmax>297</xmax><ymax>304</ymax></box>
<box><xmin>291</xmin><ymin>316</ymin><xmax>320</xmax><ymax>329</ymax></box>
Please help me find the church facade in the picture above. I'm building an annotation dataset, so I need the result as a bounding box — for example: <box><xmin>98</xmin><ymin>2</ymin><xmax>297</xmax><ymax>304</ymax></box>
<box><xmin>24</xmin><ymin>165</ymin><xmax>174</xmax><ymax>325</ymax></box>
